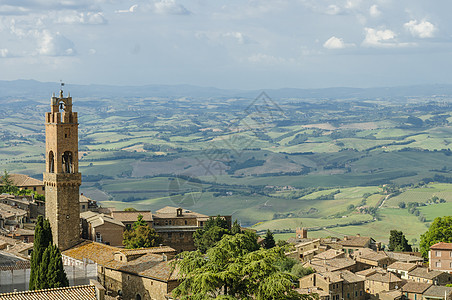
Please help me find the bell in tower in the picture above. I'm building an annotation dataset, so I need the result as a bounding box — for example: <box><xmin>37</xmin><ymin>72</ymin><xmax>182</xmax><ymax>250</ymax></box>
<box><xmin>43</xmin><ymin>88</ymin><xmax>82</xmax><ymax>251</ymax></box>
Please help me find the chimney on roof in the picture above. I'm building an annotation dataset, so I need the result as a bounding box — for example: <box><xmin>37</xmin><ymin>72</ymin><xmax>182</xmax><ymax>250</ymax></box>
<box><xmin>356</xmin><ymin>234</ymin><xmax>361</xmax><ymax>237</ymax></box>
<box><xmin>81</xmin><ymin>193</ymin><xmax>83</xmax><ymax>196</ymax></box>
<box><xmin>162</xmin><ymin>253</ymin><xmax>167</xmax><ymax>262</ymax></box>
<box><xmin>177</xmin><ymin>207</ymin><xmax>183</xmax><ymax>217</ymax></box>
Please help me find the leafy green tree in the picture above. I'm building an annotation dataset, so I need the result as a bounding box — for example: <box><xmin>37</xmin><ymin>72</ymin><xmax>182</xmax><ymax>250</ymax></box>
<box><xmin>123</xmin><ymin>215</ymin><xmax>162</xmax><ymax>249</ymax></box>
<box><xmin>124</xmin><ymin>207</ymin><xmax>137</xmax><ymax>211</ymax></box>
<box><xmin>0</xmin><ymin>170</ymin><xmax>18</xmax><ymax>194</ymax></box>
<box><xmin>193</xmin><ymin>216</ymin><xmax>230</xmax><ymax>253</ymax></box>
<box><xmin>388</xmin><ymin>230</ymin><xmax>412</xmax><ymax>252</ymax></box>
<box><xmin>263</xmin><ymin>229</ymin><xmax>276</xmax><ymax>249</ymax></box>
<box><xmin>291</xmin><ymin>264</ymin><xmax>315</xmax><ymax>279</ymax></box>
<box><xmin>420</xmin><ymin>216</ymin><xmax>452</xmax><ymax>258</ymax></box>
<box><xmin>398</xmin><ymin>202</ymin><xmax>406</xmax><ymax>209</ymax></box>
<box><xmin>172</xmin><ymin>232</ymin><xmax>313</xmax><ymax>299</ymax></box>
<box><xmin>231</xmin><ymin>219</ymin><xmax>242</xmax><ymax>235</ymax></box>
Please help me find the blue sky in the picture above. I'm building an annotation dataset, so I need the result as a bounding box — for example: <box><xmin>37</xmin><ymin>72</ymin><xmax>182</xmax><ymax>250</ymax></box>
<box><xmin>0</xmin><ymin>0</ymin><xmax>451</xmax><ymax>89</ymax></box>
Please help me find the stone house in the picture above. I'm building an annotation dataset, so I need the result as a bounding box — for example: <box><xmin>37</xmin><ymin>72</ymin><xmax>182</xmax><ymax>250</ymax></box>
<box><xmin>80</xmin><ymin>211</ymin><xmax>125</xmax><ymax>246</ymax></box>
<box><xmin>305</xmin><ymin>257</ymin><xmax>358</xmax><ymax>273</ymax></box>
<box><xmin>7</xmin><ymin>174</ymin><xmax>45</xmax><ymax>196</ymax></box>
<box><xmin>300</xmin><ymin>270</ymin><xmax>365</xmax><ymax>300</ymax></box>
<box><xmin>356</xmin><ymin>269</ymin><xmax>403</xmax><ymax>298</ymax></box>
<box><xmin>407</xmin><ymin>267</ymin><xmax>452</xmax><ymax>285</ymax></box>
<box><xmin>80</xmin><ymin>194</ymin><xmax>99</xmax><ymax>213</ymax></box>
<box><xmin>111</xmin><ymin>210</ymin><xmax>153</xmax><ymax>230</ymax></box>
<box><xmin>62</xmin><ymin>241</ymin><xmax>178</xmax><ymax>300</ymax></box>
<box><xmin>295</xmin><ymin>239</ymin><xmax>323</xmax><ymax>261</ymax></box>
<box><xmin>401</xmin><ymin>281</ymin><xmax>431</xmax><ymax>300</ymax></box>
<box><xmin>0</xmin><ymin>194</ymin><xmax>45</xmax><ymax>220</ymax></box>
<box><xmin>0</xmin><ymin>203</ymin><xmax>27</xmax><ymax>230</ymax></box>
<box><xmin>429</xmin><ymin>242</ymin><xmax>452</xmax><ymax>273</ymax></box>
<box><xmin>152</xmin><ymin>206</ymin><xmax>231</xmax><ymax>252</ymax></box>
<box><xmin>384</xmin><ymin>251</ymin><xmax>424</xmax><ymax>264</ymax></box>
<box><xmin>423</xmin><ymin>285</ymin><xmax>452</xmax><ymax>300</ymax></box>
<box><xmin>339</xmin><ymin>235</ymin><xmax>380</xmax><ymax>254</ymax></box>
<box><xmin>353</xmin><ymin>248</ymin><xmax>394</xmax><ymax>269</ymax></box>
<box><xmin>387</xmin><ymin>262</ymin><xmax>418</xmax><ymax>280</ymax></box>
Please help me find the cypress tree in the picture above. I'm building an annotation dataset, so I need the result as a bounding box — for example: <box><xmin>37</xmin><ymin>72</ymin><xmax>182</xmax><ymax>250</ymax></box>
<box><xmin>263</xmin><ymin>229</ymin><xmax>276</xmax><ymax>249</ymax></box>
<box><xmin>30</xmin><ymin>216</ymin><xmax>68</xmax><ymax>290</ymax></box>
<box><xmin>46</xmin><ymin>245</ymin><xmax>69</xmax><ymax>288</ymax></box>
<box><xmin>231</xmin><ymin>219</ymin><xmax>242</xmax><ymax>235</ymax></box>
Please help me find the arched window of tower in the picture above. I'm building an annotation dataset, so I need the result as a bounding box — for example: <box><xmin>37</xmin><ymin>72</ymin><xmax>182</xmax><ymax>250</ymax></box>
<box><xmin>62</xmin><ymin>151</ymin><xmax>73</xmax><ymax>173</ymax></box>
<box><xmin>49</xmin><ymin>151</ymin><xmax>55</xmax><ymax>173</ymax></box>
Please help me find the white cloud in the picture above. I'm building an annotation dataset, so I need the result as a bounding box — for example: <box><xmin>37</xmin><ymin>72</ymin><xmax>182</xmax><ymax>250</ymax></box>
<box><xmin>56</xmin><ymin>12</ymin><xmax>107</xmax><ymax>25</ymax></box>
<box><xmin>369</xmin><ymin>5</ymin><xmax>381</xmax><ymax>17</ymax></box>
<box><xmin>362</xmin><ymin>27</ymin><xmax>395</xmax><ymax>47</ymax></box>
<box><xmin>115</xmin><ymin>5</ymin><xmax>138</xmax><ymax>14</ymax></box>
<box><xmin>153</xmin><ymin>0</ymin><xmax>190</xmax><ymax>15</ymax></box>
<box><xmin>325</xmin><ymin>4</ymin><xmax>341</xmax><ymax>15</ymax></box>
<box><xmin>323</xmin><ymin>36</ymin><xmax>354</xmax><ymax>49</ymax></box>
<box><xmin>36</xmin><ymin>30</ymin><xmax>76</xmax><ymax>56</ymax></box>
<box><xmin>345</xmin><ymin>0</ymin><xmax>362</xmax><ymax>9</ymax></box>
<box><xmin>248</xmin><ymin>53</ymin><xmax>286</xmax><ymax>64</ymax></box>
<box><xmin>196</xmin><ymin>31</ymin><xmax>250</xmax><ymax>45</ymax></box>
<box><xmin>0</xmin><ymin>48</ymin><xmax>9</xmax><ymax>57</ymax></box>
<box><xmin>404</xmin><ymin>20</ymin><xmax>436</xmax><ymax>38</ymax></box>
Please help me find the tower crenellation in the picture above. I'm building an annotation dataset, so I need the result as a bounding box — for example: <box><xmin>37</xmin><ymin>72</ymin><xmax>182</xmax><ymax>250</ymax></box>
<box><xmin>43</xmin><ymin>88</ymin><xmax>81</xmax><ymax>251</ymax></box>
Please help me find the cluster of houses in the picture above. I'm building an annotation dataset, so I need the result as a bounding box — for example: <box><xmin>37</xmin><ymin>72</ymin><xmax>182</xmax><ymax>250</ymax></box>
<box><xmin>290</xmin><ymin>229</ymin><xmax>452</xmax><ymax>300</ymax></box>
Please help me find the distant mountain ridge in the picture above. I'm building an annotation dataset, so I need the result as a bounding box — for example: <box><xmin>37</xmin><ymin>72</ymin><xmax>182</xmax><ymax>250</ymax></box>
<box><xmin>1</xmin><ymin>79</ymin><xmax>452</xmax><ymax>101</ymax></box>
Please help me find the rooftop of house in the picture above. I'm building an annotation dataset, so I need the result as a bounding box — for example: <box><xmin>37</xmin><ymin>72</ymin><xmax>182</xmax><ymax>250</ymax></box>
<box><xmin>313</xmin><ymin>249</ymin><xmax>344</xmax><ymax>260</ymax></box>
<box><xmin>401</xmin><ymin>281</ymin><xmax>432</xmax><ymax>294</ymax></box>
<box><xmin>354</xmin><ymin>248</ymin><xmax>389</xmax><ymax>262</ymax></box>
<box><xmin>387</xmin><ymin>261</ymin><xmax>418</xmax><ymax>272</ymax></box>
<box><xmin>0</xmin><ymin>284</ymin><xmax>97</xmax><ymax>300</ymax></box>
<box><xmin>7</xmin><ymin>174</ymin><xmax>43</xmax><ymax>187</ymax></box>
<box><xmin>384</xmin><ymin>251</ymin><xmax>423</xmax><ymax>263</ymax></box>
<box><xmin>79</xmin><ymin>194</ymin><xmax>96</xmax><ymax>204</ymax></box>
<box><xmin>295</xmin><ymin>287</ymin><xmax>329</xmax><ymax>297</ymax></box>
<box><xmin>153</xmin><ymin>206</ymin><xmax>208</xmax><ymax>219</ymax></box>
<box><xmin>408</xmin><ymin>267</ymin><xmax>445</xmax><ymax>279</ymax></box>
<box><xmin>295</xmin><ymin>239</ymin><xmax>321</xmax><ymax>248</ymax></box>
<box><xmin>366</xmin><ymin>272</ymin><xmax>403</xmax><ymax>283</ymax></box>
<box><xmin>423</xmin><ymin>285</ymin><xmax>452</xmax><ymax>298</ymax></box>
<box><xmin>111</xmin><ymin>210</ymin><xmax>153</xmax><ymax>222</ymax></box>
<box><xmin>308</xmin><ymin>257</ymin><xmax>356</xmax><ymax>272</ymax></box>
<box><xmin>339</xmin><ymin>235</ymin><xmax>373</xmax><ymax>248</ymax></box>
<box><xmin>80</xmin><ymin>211</ymin><xmax>124</xmax><ymax>228</ymax></box>
<box><xmin>355</xmin><ymin>267</ymin><xmax>386</xmax><ymax>278</ymax></box>
<box><xmin>430</xmin><ymin>242</ymin><xmax>452</xmax><ymax>250</ymax></box>
<box><xmin>0</xmin><ymin>203</ymin><xmax>27</xmax><ymax>217</ymax></box>
<box><xmin>117</xmin><ymin>246</ymin><xmax>176</xmax><ymax>257</ymax></box>
<box><xmin>378</xmin><ymin>289</ymin><xmax>402</xmax><ymax>300</ymax></box>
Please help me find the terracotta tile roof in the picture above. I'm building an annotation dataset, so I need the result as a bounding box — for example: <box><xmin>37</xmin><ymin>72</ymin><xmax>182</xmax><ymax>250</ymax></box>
<box><xmin>424</xmin><ymin>286</ymin><xmax>452</xmax><ymax>297</ymax></box>
<box><xmin>5</xmin><ymin>243</ymin><xmax>33</xmax><ymax>255</ymax></box>
<box><xmin>355</xmin><ymin>267</ymin><xmax>386</xmax><ymax>277</ymax></box>
<box><xmin>63</xmin><ymin>241</ymin><xmax>178</xmax><ymax>281</ymax></box>
<box><xmin>356</xmin><ymin>249</ymin><xmax>389</xmax><ymax>262</ymax></box>
<box><xmin>295</xmin><ymin>239</ymin><xmax>320</xmax><ymax>248</ymax></box>
<box><xmin>295</xmin><ymin>287</ymin><xmax>329</xmax><ymax>297</ymax></box>
<box><xmin>339</xmin><ymin>236</ymin><xmax>373</xmax><ymax>248</ymax></box>
<box><xmin>0</xmin><ymin>284</ymin><xmax>97</xmax><ymax>299</ymax></box>
<box><xmin>408</xmin><ymin>267</ymin><xmax>445</xmax><ymax>279</ymax></box>
<box><xmin>401</xmin><ymin>281</ymin><xmax>431</xmax><ymax>294</ymax></box>
<box><xmin>309</xmin><ymin>257</ymin><xmax>356</xmax><ymax>272</ymax></box>
<box><xmin>80</xmin><ymin>212</ymin><xmax>124</xmax><ymax>228</ymax></box>
<box><xmin>8</xmin><ymin>174</ymin><xmax>43</xmax><ymax>187</ymax></box>
<box><xmin>387</xmin><ymin>262</ymin><xmax>417</xmax><ymax>272</ymax></box>
<box><xmin>118</xmin><ymin>246</ymin><xmax>176</xmax><ymax>257</ymax></box>
<box><xmin>0</xmin><ymin>203</ymin><xmax>27</xmax><ymax>217</ymax></box>
<box><xmin>367</xmin><ymin>272</ymin><xmax>403</xmax><ymax>283</ymax></box>
<box><xmin>317</xmin><ymin>271</ymin><xmax>343</xmax><ymax>283</ymax></box>
<box><xmin>336</xmin><ymin>270</ymin><xmax>364</xmax><ymax>283</ymax></box>
<box><xmin>313</xmin><ymin>249</ymin><xmax>344</xmax><ymax>260</ymax></box>
<box><xmin>111</xmin><ymin>211</ymin><xmax>153</xmax><ymax>222</ymax></box>
<box><xmin>154</xmin><ymin>206</ymin><xmax>208</xmax><ymax>218</ymax></box>
<box><xmin>379</xmin><ymin>289</ymin><xmax>402</xmax><ymax>300</ymax></box>
<box><xmin>430</xmin><ymin>242</ymin><xmax>452</xmax><ymax>250</ymax></box>
<box><xmin>79</xmin><ymin>194</ymin><xmax>91</xmax><ymax>203</ymax></box>
<box><xmin>384</xmin><ymin>251</ymin><xmax>423</xmax><ymax>262</ymax></box>
<box><xmin>62</xmin><ymin>240</ymin><xmax>120</xmax><ymax>265</ymax></box>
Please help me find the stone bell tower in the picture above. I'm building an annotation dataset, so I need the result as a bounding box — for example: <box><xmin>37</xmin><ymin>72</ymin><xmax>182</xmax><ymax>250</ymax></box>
<box><xmin>43</xmin><ymin>88</ymin><xmax>81</xmax><ymax>250</ymax></box>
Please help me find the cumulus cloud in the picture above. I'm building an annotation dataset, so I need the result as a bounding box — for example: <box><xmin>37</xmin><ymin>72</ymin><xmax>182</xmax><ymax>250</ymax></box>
<box><xmin>115</xmin><ymin>1</ymin><xmax>190</xmax><ymax>15</ymax></box>
<box><xmin>115</xmin><ymin>5</ymin><xmax>138</xmax><ymax>14</ymax></box>
<box><xmin>362</xmin><ymin>27</ymin><xmax>396</xmax><ymax>47</ymax></box>
<box><xmin>369</xmin><ymin>5</ymin><xmax>381</xmax><ymax>17</ymax></box>
<box><xmin>323</xmin><ymin>36</ymin><xmax>354</xmax><ymax>49</ymax></box>
<box><xmin>154</xmin><ymin>0</ymin><xmax>190</xmax><ymax>15</ymax></box>
<box><xmin>0</xmin><ymin>48</ymin><xmax>9</xmax><ymax>57</ymax></box>
<box><xmin>404</xmin><ymin>20</ymin><xmax>436</xmax><ymax>38</ymax></box>
<box><xmin>325</xmin><ymin>4</ymin><xmax>341</xmax><ymax>15</ymax></box>
<box><xmin>36</xmin><ymin>30</ymin><xmax>76</xmax><ymax>56</ymax></box>
<box><xmin>56</xmin><ymin>12</ymin><xmax>107</xmax><ymax>25</ymax></box>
